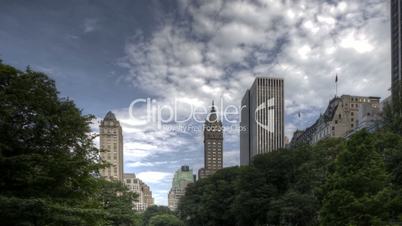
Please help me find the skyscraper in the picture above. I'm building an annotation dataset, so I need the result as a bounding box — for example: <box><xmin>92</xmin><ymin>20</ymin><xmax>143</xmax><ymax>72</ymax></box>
<box><xmin>99</xmin><ymin>111</ymin><xmax>124</xmax><ymax>181</ymax></box>
<box><xmin>391</xmin><ymin>0</ymin><xmax>402</xmax><ymax>103</ymax></box>
<box><xmin>124</xmin><ymin>173</ymin><xmax>154</xmax><ymax>212</ymax></box>
<box><xmin>198</xmin><ymin>101</ymin><xmax>223</xmax><ymax>179</ymax></box>
<box><xmin>240</xmin><ymin>77</ymin><xmax>284</xmax><ymax>166</ymax></box>
<box><xmin>168</xmin><ymin>166</ymin><xmax>194</xmax><ymax>210</ymax></box>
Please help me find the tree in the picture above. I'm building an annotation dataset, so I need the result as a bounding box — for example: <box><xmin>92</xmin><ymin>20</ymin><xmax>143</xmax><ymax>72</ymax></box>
<box><xmin>179</xmin><ymin>140</ymin><xmax>345</xmax><ymax>226</ymax></box>
<box><xmin>0</xmin><ymin>61</ymin><xmax>139</xmax><ymax>225</ymax></box>
<box><xmin>320</xmin><ymin>130</ymin><xmax>391</xmax><ymax>226</ymax></box>
<box><xmin>148</xmin><ymin>214</ymin><xmax>184</xmax><ymax>226</ymax></box>
<box><xmin>250</xmin><ymin>146</ymin><xmax>321</xmax><ymax>226</ymax></box>
<box><xmin>97</xmin><ymin>179</ymin><xmax>139</xmax><ymax>226</ymax></box>
<box><xmin>178</xmin><ymin>167</ymin><xmax>239</xmax><ymax>226</ymax></box>
<box><xmin>374</xmin><ymin>131</ymin><xmax>402</xmax><ymax>223</ymax></box>
<box><xmin>142</xmin><ymin>206</ymin><xmax>173</xmax><ymax>226</ymax></box>
<box><xmin>0</xmin><ymin>61</ymin><xmax>102</xmax><ymax>200</ymax></box>
<box><xmin>233</xmin><ymin>165</ymin><xmax>276</xmax><ymax>226</ymax></box>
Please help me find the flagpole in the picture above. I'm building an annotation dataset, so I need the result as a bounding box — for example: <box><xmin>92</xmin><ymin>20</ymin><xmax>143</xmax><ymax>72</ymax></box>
<box><xmin>336</xmin><ymin>80</ymin><xmax>337</xmax><ymax>97</ymax></box>
<box><xmin>335</xmin><ymin>74</ymin><xmax>338</xmax><ymax>97</ymax></box>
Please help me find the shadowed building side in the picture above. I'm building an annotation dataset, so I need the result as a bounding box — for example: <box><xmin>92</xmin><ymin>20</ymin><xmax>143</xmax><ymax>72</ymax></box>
<box><xmin>240</xmin><ymin>90</ymin><xmax>250</xmax><ymax>166</ymax></box>
<box><xmin>391</xmin><ymin>0</ymin><xmax>402</xmax><ymax>104</ymax></box>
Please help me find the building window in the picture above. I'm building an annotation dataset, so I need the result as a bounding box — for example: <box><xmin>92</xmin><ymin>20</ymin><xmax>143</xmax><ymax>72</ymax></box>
<box><xmin>351</xmin><ymin>124</ymin><xmax>354</xmax><ymax>127</ymax></box>
<box><xmin>332</xmin><ymin>126</ymin><xmax>335</xmax><ymax>130</ymax></box>
<box><xmin>335</xmin><ymin>120</ymin><xmax>338</xmax><ymax>124</ymax></box>
<box><xmin>338</xmin><ymin>114</ymin><xmax>341</xmax><ymax>119</ymax></box>
<box><xmin>351</xmin><ymin>112</ymin><xmax>354</xmax><ymax>116</ymax></box>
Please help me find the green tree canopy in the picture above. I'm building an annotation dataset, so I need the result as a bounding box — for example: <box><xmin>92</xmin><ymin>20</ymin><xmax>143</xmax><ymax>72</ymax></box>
<box><xmin>0</xmin><ymin>61</ymin><xmax>139</xmax><ymax>225</ymax></box>
<box><xmin>179</xmin><ymin>130</ymin><xmax>402</xmax><ymax>225</ymax></box>
<box><xmin>142</xmin><ymin>205</ymin><xmax>173</xmax><ymax>226</ymax></box>
<box><xmin>320</xmin><ymin>130</ymin><xmax>391</xmax><ymax>226</ymax></box>
<box><xmin>148</xmin><ymin>214</ymin><xmax>184</xmax><ymax>226</ymax></box>
<box><xmin>178</xmin><ymin>167</ymin><xmax>239</xmax><ymax>226</ymax></box>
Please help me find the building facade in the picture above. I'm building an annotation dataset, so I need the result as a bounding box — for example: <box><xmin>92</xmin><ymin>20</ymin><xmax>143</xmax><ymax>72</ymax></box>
<box><xmin>240</xmin><ymin>77</ymin><xmax>285</xmax><ymax>165</ymax></box>
<box><xmin>99</xmin><ymin>111</ymin><xmax>124</xmax><ymax>181</ymax></box>
<box><xmin>124</xmin><ymin>173</ymin><xmax>154</xmax><ymax>212</ymax></box>
<box><xmin>198</xmin><ymin>102</ymin><xmax>223</xmax><ymax>179</ymax></box>
<box><xmin>391</xmin><ymin>0</ymin><xmax>402</xmax><ymax>103</ymax></box>
<box><xmin>290</xmin><ymin>95</ymin><xmax>381</xmax><ymax>145</ymax></box>
<box><xmin>168</xmin><ymin>166</ymin><xmax>194</xmax><ymax>211</ymax></box>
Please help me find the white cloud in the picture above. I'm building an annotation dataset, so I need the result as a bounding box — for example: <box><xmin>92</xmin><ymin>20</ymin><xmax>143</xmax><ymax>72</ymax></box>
<box><xmin>298</xmin><ymin>45</ymin><xmax>312</xmax><ymax>59</ymax></box>
<box><xmin>136</xmin><ymin>171</ymin><xmax>173</xmax><ymax>185</ymax></box>
<box><xmin>223</xmin><ymin>150</ymin><xmax>240</xmax><ymax>167</ymax></box>
<box><xmin>339</xmin><ymin>30</ymin><xmax>374</xmax><ymax>53</ymax></box>
<box><xmin>115</xmin><ymin>0</ymin><xmax>391</xmax><ymax>205</ymax></box>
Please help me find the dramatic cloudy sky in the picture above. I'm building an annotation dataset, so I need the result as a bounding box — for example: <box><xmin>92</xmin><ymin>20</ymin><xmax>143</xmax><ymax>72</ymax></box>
<box><xmin>0</xmin><ymin>0</ymin><xmax>391</xmax><ymax>205</ymax></box>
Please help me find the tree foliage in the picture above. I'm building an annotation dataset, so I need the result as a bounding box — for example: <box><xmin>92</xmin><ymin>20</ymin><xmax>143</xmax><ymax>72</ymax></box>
<box><xmin>178</xmin><ymin>167</ymin><xmax>239</xmax><ymax>226</ymax></box>
<box><xmin>320</xmin><ymin>131</ymin><xmax>391</xmax><ymax>226</ymax></box>
<box><xmin>0</xmin><ymin>61</ymin><xmax>139</xmax><ymax>225</ymax></box>
<box><xmin>141</xmin><ymin>206</ymin><xmax>173</xmax><ymax>226</ymax></box>
<box><xmin>148</xmin><ymin>214</ymin><xmax>184</xmax><ymax>226</ymax></box>
<box><xmin>141</xmin><ymin>206</ymin><xmax>184</xmax><ymax>226</ymax></box>
<box><xmin>178</xmin><ymin>130</ymin><xmax>402</xmax><ymax>226</ymax></box>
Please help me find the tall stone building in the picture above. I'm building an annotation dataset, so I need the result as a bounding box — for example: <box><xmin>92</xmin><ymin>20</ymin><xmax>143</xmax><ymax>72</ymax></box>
<box><xmin>240</xmin><ymin>77</ymin><xmax>285</xmax><ymax>166</ymax></box>
<box><xmin>290</xmin><ymin>95</ymin><xmax>381</xmax><ymax>145</ymax></box>
<box><xmin>391</xmin><ymin>0</ymin><xmax>402</xmax><ymax>103</ymax></box>
<box><xmin>198</xmin><ymin>101</ymin><xmax>223</xmax><ymax>179</ymax></box>
<box><xmin>99</xmin><ymin>111</ymin><xmax>124</xmax><ymax>181</ymax></box>
<box><xmin>124</xmin><ymin>173</ymin><xmax>154</xmax><ymax>212</ymax></box>
<box><xmin>168</xmin><ymin>166</ymin><xmax>194</xmax><ymax>211</ymax></box>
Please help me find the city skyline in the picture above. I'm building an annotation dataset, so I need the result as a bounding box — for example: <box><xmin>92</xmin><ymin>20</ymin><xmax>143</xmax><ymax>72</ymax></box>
<box><xmin>0</xmin><ymin>0</ymin><xmax>392</xmax><ymax>205</ymax></box>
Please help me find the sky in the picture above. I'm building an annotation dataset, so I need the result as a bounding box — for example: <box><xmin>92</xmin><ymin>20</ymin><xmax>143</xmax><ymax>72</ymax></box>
<box><xmin>0</xmin><ymin>0</ymin><xmax>391</xmax><ymax>205</ymax></box>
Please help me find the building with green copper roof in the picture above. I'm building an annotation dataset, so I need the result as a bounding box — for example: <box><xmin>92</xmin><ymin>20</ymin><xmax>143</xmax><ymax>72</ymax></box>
<box><xmin>168</xmin><ymin>165</ymin><xmax>194</xmax><ymax>210</ymax></box>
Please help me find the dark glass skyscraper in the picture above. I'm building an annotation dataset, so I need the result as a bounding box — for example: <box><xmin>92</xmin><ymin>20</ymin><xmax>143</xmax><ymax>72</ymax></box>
<box><xmin>391</xmin><ymin>0</ymin><xmax>402</xmax><ymax>102</ymax></box>
<box><xmin>240</xmin><ymin>77</ymin><xmax>284</xmax><ymax>166</ymax></box>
